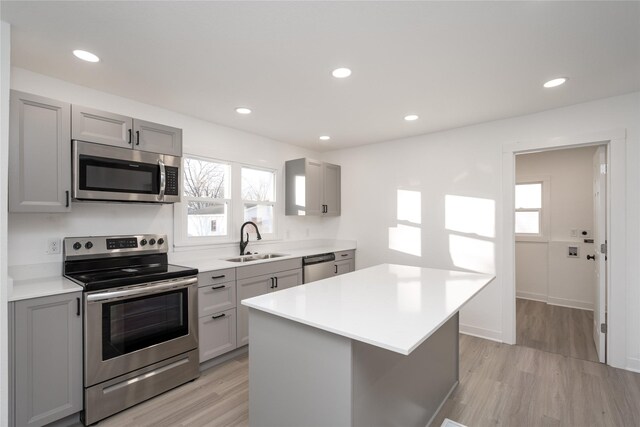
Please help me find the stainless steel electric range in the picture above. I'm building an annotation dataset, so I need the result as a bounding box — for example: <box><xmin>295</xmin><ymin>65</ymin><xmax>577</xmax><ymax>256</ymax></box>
<box><xmin>63</xmin><ymin>234</ymin><xmax>199</xmax><ymax>425</ymax></box>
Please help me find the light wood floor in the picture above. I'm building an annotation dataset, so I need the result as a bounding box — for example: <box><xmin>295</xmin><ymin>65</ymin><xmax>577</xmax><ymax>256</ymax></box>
<box><xmin>516</xmin><ymin>298</ymin><xmax>599</xmax><ymax>362</ymax></box>
<box><xmin>92</xmin><ymin>334</ymin><xmax>640</xmax><ymax>427</ymax></box>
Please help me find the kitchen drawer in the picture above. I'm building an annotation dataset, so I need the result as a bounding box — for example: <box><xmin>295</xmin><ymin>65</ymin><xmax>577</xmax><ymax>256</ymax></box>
<box><xmin>236</xmin><ymin>257</ymin><xmax>302</xmax><ymax>280</ymax></box>
<box><xmin>334</xmin><ymin>250</ymin><xmax>355</xmax><ymax>261</ymax></box>
<box><xmin>198</xmin><ymin>281</ymin><xmax>236</xmax><ymax>316</ymax></box>
<box><xmin>197</xmin><ymin>268</ymin><xmax>236</xmax><ymax>287</ymax></box>
<box><xmin>199</xmin><ymin>308</ymin><xmax>236</xmax><ymax>362</ymax></box>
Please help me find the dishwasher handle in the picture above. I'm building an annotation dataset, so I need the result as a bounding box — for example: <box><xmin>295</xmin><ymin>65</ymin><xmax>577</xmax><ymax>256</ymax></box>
<box><xmin>302</xmin><ymin>253</ymin><xmax>336</xmax><ymax>266</ymax></box>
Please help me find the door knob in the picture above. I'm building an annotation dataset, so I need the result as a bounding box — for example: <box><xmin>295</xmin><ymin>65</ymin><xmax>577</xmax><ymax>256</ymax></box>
<box><xmin>587</xmin><ymin>254</ymin><xmax>596</xmax><ymax>261</ymax></box>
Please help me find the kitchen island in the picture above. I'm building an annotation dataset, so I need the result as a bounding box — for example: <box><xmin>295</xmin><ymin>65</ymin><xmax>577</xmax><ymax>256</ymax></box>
<box><xmin>242</xmin><ymin>263</ymin><xmax>495</xmax><ymax>427</ymax></box>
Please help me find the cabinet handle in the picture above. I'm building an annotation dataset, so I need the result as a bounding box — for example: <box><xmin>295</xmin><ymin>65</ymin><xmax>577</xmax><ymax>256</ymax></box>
<box><xmin>334</xmin><ymin>265</ymin><xmax>338</xmax><ymax>274</ymax></box>
<box><xmin>275</xmin><ymin>277</ymin><xmax>278</xmax><ymax>288</ymax></box>
<box><xmin>128</xmin><ymin>129</ymin><xmax>132</xmax><ymax>144</ymax></box>
<box><xmin>211</xmin><ymin>285</ymin><xmax>225</xmax><ymax>290</ymax></box>
<box><xmin>76</xmin><ymin>297</ymin><xmax>81</xmax><ymax>316</ymax></box>
<box><xmin>270</xmin><ymin>277</ymin><xmax>275</xmax><ymax>289</ymax></box>
<box><xmin>211</xmin><ymin>274</ymin><xmax>226</xmax><ymax>279</ymax></box>
<box><xmin>341</xmin><ymin>253</ymin><xmax>348</xmax><ymax>257</ymax></box>
<box><xmin>65</xmin><ymin>190</ymin><xmax>70</xmax><ymax>207</ymax></box>
<box><xmin>212</xmin><ymin>313</ymin><xmax>226</xmax><ymax>320</ymax></box>
<box><xmin>136</xmin><ymin>130</ymin><xmax>140</xmax><ymax>145</ymax></box>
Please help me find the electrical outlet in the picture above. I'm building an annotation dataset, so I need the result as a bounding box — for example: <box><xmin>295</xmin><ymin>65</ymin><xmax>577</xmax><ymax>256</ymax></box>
<box><xmin>570</xmin><ymin>229</ymin><xmax>578</xmax><ymax>238</ymax></box>
<box><xmin>47</xmin><ymin>238</ymin><xmax>61</xmax><ymax>254</ymax></box>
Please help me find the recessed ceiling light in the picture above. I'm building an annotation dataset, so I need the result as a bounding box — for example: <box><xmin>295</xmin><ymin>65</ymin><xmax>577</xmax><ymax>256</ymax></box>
<box><xmin>332</xmin><ymin>68</ymin><xmax>352</xmax><ymax>78</ymax></box>
<box><xmin>319</xmin><ymin>136</ymin><xmax>331</xmax><ymax>141</ymax></box>
<box><xmin>235</xmin><ymin>107</ymin><xmax>252</xmax><ymax>115</ymax></box>
<box><xmin>543</xmin><ymin>77</ymin><xmax>568</xmax><ymax>88</ymax></box>
<box><xmin>73</xmin><ymin>49</ymin><xmax>100</xmax><ymax>63</ymax></box>
<box><xmin>404</xmin><ymin>115</ymin><xmax>419</xmax><ymax>121</ymax></box>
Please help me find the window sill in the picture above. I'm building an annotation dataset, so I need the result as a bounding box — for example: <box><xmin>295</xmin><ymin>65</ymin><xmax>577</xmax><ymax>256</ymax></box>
<box><xmin>173</xmin><ymin>235</ymin><xmax>283</xmax><ymax>252</ymax></box>
<box><xmin>515</xmin><ymin>235</ymin><xmax>549</xmax><ymax>243</ymax></box>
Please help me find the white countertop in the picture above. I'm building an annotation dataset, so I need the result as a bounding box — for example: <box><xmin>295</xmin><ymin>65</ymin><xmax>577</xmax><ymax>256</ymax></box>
<box><xmin>9</xmin><ymin>276</ymin><xmax>83</xmax><ymax>302</ymax></box>
<box><xmin>175</xmin><ymin>243</ymin><xmax>356</xmax><ymax>272</ymax></box>
<box><xmin>242</xmin><ymin>264</ymin><xmax>494</xmax><ymax>355</ymax></box>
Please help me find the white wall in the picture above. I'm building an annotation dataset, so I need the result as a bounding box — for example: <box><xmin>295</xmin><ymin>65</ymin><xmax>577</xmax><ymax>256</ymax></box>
<box><xmin>8</xmin><ymin>67</ymin><xmax>335</xmax><ymax>266</ymax></box>
<box><xmin>0</xmin><ymin>20</ymin><xmax>11</xmax><ymax>427</ymax></box>
<box><xmin>323</xmin><ymin>91</ymin><xmax>640</xmax><ymax>370</ymax></box>
<box><xmin>515</xmin><ymin>147</ymin><xmax>598</xmax><ymax>310</ymax></box>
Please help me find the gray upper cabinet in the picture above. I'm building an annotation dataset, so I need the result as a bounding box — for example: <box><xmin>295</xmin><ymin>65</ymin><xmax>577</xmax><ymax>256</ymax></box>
<box><xmin>133</xmin><ymin>119</ymin><xmax>182</xmax><ymax>156</ymax></box>
<box><xmin>71</xmin><ymin>105</ymin><xmax>132</xmax><ymax>148</ymax></box>
<box><xmin>9</xmin><ymin>90</ymin><xmax>71</xmax><ymax>213</ymax></box>
<box><xmin>12</xmin><ymin>292</ymin><xmax>83</xmax><ymax>427</ymax></box>
<box><xmin>72</xmin><ymin>105</ymin><xmax>182</xmax><ymax>156</ymax></box>
<box><xmin>285</xmin><ymin>158</ymin><xmax>341</xmax><ymax>216</ymax></box>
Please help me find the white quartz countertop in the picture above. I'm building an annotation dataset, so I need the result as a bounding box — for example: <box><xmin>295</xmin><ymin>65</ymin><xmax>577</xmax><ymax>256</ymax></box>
<box><xmin>9</xmin><ymin>276</ymin><xmax>83</xmax><ymax>302</ymax></box>
<box><xmin>242</xmin><ymin>264</ymin><xmax>495</xmax><ymax>355</ymax></box>
<box><xmin>177</xmin><ymin>243</ymin><xmax>356</xmax><ymax>272</ymax></box>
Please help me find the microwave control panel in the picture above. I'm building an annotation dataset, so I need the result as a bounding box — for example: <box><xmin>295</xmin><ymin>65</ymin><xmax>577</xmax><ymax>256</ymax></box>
<box><xmin>165</xmin><ymin>167</ymin><xmax>179</xmax><ymax>196</ymax></box>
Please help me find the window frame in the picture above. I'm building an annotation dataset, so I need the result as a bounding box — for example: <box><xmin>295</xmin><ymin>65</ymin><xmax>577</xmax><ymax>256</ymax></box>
<box><xmin>174</xmin><ymin>155</ymin><xmax>280</xmax><ymax>248</ymax></box>
<box><xmin>515</xmin><ymin>176</ymin><xmax>550</xmax><ymax>242</ymax></box>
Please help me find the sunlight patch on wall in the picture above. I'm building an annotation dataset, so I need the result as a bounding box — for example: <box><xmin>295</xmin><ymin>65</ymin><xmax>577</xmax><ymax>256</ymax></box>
<box><xmin>449</xmin><ymin>234</ymin><xmax>495</xmax><ymax>274</ymax></box>
<box><xmin>445</xmin><ymin>195</ymin><xmax>495</xmax><ymax>238</ymax></box>
<box><xmin>389</xmin><ymin>189</ymin><xmax>422</xmax><ymax>257</ymax></box>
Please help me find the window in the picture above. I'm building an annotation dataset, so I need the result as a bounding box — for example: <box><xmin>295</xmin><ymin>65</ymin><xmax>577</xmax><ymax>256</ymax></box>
<box><xmin>182</xmin><ymin>157</ymin><xmax>230</xmax><ymax>239</ymax></box>
<box><xmin>515</xmin><ymin>179</ymin><xmax>549</xmax><ymax>240</ymax></box>
<box><xmin>241</xmin><ymin>166</ymin><xmax>276</xmax><ymax>233</ymax></box>
<box><xmin>176</xmin><ymin>156</ymin><xmax>278</xmax><ymax>246</ymax></box>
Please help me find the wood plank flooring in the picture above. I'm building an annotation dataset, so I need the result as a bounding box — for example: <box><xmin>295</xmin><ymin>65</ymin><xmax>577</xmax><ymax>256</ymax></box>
<box><xmin>90</xmin><ymin>333</ymin><xmax>640</xmax><ymax>427</ymax></box>
<box><xmin>516</xmin><ymin>298</ymin><xmax>599</xmax><ymax>362</ymax></box>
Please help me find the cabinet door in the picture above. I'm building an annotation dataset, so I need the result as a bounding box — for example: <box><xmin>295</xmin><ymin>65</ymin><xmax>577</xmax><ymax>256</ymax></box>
<box><xmin>199</xmin><ymin>308</ymin><xmax>237</xmax><ymax>362</ymax></box>
<box><xmin>14</xmin><ymin>292</ymin><xmax>83</xmax><ymax>427</ymax></box>
<box><xmin>334</xmin><ymin>259</ymin><xmax>353</xmax><ymax>276</ymax></box>
<box><xmin>9</xmin><ymin>91</ymin><xmax>71</xmax><ymax>212</ymax></box>
<box><xmin>198</xmin><ymin>282</ymin><xmax>236</xmax><ymax>316</ymax></box>
<box><xmin>323</xmin><ymin>162</ymin><xmax>341</xmax><ymax>216</ymax></box>
<box><xmin>71</xmin><ymin>105</ymin><xmax>132</xmax><ymax>148</ymax></box>
<box><xmin>133</xmin><ymin>119</ymin><xmax>182</xmax><ymax>156</ymax></box>
<box><xmin>305</xmin><ymin>159</ymin><xmax>324</xmax><ymax>216</ymax></box>
<box><xmin>273</xmin><ymin>268</ymin><xmax>303</xmax><ymax>291</ymax></box>
<box><xmin>236</xmin><ymin>274</ymin><xmax>273</xmax><ymax>347</ymax></box>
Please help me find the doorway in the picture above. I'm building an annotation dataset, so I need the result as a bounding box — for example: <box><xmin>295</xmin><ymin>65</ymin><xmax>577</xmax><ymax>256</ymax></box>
<box><xmin>514</xmin><ymin>145</ymin><xmax>605</xmax><ymax>362</ymax></box>
<box><xmin>501</xmin><ymin>129</ymin><xmax>627</xmax><ymax>368</ymax></box>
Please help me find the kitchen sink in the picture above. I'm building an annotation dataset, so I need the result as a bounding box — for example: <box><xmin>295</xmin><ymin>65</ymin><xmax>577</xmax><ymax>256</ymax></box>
<box><xmin>225</xmin><ymin>253</ymin><xmax>288</xmax><ymax>263</ymax></box>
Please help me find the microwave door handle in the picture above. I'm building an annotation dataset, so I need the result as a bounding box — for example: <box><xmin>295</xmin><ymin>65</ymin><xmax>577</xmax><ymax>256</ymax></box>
<box><xmin>158</xmin><ymin>159</ymin><xmax>166</xmax><ymax>201</ymax></box>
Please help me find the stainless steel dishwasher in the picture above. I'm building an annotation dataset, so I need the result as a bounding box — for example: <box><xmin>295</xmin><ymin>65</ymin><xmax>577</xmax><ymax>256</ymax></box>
<box><xmin>302</xmin><ymin>252</ymin><xmax>336</xmax><ymax>283</ymax></box>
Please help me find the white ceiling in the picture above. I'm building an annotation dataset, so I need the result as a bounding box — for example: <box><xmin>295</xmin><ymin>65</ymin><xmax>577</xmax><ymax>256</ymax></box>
<box><xmin>2</xmin><ymin>1</ymin><xmax>639</xmax><ymax>151</ymax></box>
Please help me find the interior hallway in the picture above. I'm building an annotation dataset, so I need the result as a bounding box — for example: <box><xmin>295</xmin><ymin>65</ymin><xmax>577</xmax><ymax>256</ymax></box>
<box><xmin>516</xmin><ymin>298</ymin><xmax>599</xmax><ymax>363</ymax></box>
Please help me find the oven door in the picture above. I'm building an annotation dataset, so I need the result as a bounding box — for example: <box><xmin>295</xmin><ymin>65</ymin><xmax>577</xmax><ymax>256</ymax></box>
<box><xmin>73</xmin><ymin>140</ymin><xmax>181</xmax><ymax>203</ymax></box>
<box><xmin>84</xmin><ymin>277</ymin><xmax>198</xmax><ymax>387</ymax></box>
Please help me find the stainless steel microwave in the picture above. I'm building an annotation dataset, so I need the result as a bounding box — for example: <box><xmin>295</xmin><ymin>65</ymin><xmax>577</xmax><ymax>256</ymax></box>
<box><xmin>73</xmin><ymin>140</ymin><xmax>181</xmax><ymax>203</ymax></box>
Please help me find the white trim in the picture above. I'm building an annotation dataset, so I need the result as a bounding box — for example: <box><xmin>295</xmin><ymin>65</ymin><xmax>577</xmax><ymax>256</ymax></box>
<box><xmin>516</xmin><ymin>291</ymin><xmax>547</xmax><ymax>303</ymax></box>
<box><xmin>502</xmin><ymin>128</ymin><xmax>627</xmax><ymax>370</ymax></box>
<box><xmin>627</xmin><ymin>357</ymin><xmax>640</xmax><ymax>373</ymax></box>
<box><xmin>547</xmin><ymin>296</ymin><xmax>594</xmax><ymax>312</ymax></box>
<box><xmin>459</xmin><ymin>324</ymin><xmax>503</xmax><ymax>343</ymax></box>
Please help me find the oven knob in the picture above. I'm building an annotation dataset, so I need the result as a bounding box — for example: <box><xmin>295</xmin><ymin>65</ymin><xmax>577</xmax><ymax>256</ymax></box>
<box><xmin>73</xmin><ymin>242</ymin><xmax>81</xmax><ymax>250</ymax></box>
<box><xmin>85</xmin><ymin>242</ymin><xmax>93</xmax><ymax>250</ymax></box>
<box><xmin>149</xmin><ymin>238</ymin><xmax>156</xmax><ymax>245</ymax></box>
<box><xmin>157</xmin><ymin>238</ymin><xmax>165</xmax><ymax>245</ymax></box>
<box><xmin>140</xmin><ymin>239</ymin><xmax>147</xmax><ymax>246</ymax></box>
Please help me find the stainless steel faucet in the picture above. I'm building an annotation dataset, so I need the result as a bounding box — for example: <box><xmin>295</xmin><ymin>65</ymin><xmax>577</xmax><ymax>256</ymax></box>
<box><xmin>240</xmin><ymin>221</ymin><xmax>262</xmax><ymax>255</ymax></box>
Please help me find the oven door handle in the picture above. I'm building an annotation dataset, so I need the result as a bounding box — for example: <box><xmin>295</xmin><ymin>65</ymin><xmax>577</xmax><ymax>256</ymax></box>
<box><xmin>86</xmin><ymin>277</ymin><xmax>197</xmax><ymax>303</ymax></box>
<box><xmin>158</xmin><ymin>159</ymin><xmax>166</xmax><ymax>201</ymax></box>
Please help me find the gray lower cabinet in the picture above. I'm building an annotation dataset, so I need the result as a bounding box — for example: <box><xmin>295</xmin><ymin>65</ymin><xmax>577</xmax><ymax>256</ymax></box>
<box><xmin>72</xmin><ymin>105</ymin><xmax>182</xmax><ymax>156</ymax></box>
<box><xmin>9</xmin><ymin>90</ymin><xmax>71</xmax><ymax>213</ymax></box>
<box><xmin>335</xmin><ymin>259</ymin><xmax>354</xmax><ymax>275</ymax></box>
<box><xmin>198</xmin><ymin>268</ymin><xmax>238</xmax><ymax>363</ymax></box>
<box><xmin>11</xmin><ymin>292</ymin><xmax>83</xmax><ymax>427</ymax></box>
<box><xmin>236</xmin><ymin>260</ymin><xmax>303</xmax><ymax>347</ymax></box>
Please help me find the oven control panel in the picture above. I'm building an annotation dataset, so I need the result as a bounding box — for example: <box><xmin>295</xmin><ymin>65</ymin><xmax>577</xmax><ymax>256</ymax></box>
<box><xmin>63</xmin><ymin>234</ymin><xmax>168</xmax><ymax>259</ymax></box>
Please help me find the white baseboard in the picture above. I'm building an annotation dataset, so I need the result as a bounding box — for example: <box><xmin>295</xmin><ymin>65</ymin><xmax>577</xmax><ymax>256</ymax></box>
<box><xmin>516</xmin><ymin>291</ymin><xmax>547</xmax><ymax>302</ymax></box>
<box><xmin>547</xmin><ymin>296</ymin><xmax>593</xmax><ymax>311</ymax></box>
<box><xmin>459</xmin><ymin>324</ymin><xmax>502</xmax><ymax>343</ymax></box>
<box><xmin>627</xmin><ymin>357</ymin><xmax>640</xmax><ymax>373</ymax></box>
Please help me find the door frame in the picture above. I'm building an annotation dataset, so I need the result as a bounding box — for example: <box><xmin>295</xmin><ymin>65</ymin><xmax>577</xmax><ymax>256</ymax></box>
<box><xmin>501</xmin><ymin>129</ymin><xmax>627</xmax><ymax>368</ymax></box>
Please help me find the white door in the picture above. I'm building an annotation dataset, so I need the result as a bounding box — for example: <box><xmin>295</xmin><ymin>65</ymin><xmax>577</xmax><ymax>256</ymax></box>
<box><xmin>592</xmin><ymin>146</ymin><xmax>607</xmax><ymax>363</ymax></box>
